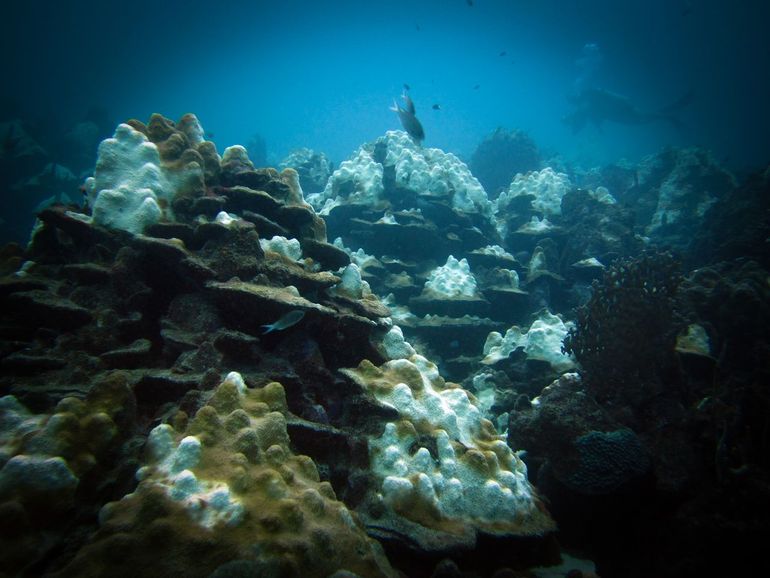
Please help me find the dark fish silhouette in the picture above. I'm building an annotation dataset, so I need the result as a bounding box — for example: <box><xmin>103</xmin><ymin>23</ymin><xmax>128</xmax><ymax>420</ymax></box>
<box><xmin>563</xmin><ymin>87</ymin><xmax>693</xmax><ymax>133</ymax></box>
<box><xmin>432</xmin><ymin>104</ymin><xmax>441</xmax><ymax>110</ymax></box>
<box><xmin>391</xmin><ymin>90</ymin><xmax>425</xmax><ymax>143</ymax></box>
<box><xmin>499</xmin><ymin>51</ymin><xmax>507</xmax><ymax>56</ymax></box>
<box><xmin>467</xmin><ymin>0</ymin><xmax>474</xmax><ymax>6</ymax></box>
<box><xmin>473</xmin><ymin>84</ymin><xmax>481</xmax><ymax>90</ymax></box>
<box><xmin>403</xmin><ymin>83</ymin><xmax>411</xmax><ymax>91</ymax></box>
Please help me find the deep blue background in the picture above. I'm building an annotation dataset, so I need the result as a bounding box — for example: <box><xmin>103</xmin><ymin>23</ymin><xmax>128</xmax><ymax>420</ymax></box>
<box><xmin>2</xmin><ymin>0</ymin><xmax>769</xmax><ymax>169</ymax></box>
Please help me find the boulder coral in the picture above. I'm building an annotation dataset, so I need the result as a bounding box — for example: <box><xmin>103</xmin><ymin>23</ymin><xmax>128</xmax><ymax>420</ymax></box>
<box><xmin>341</xmin><ymin>354</ymin><xmax>554</xmax><ymax>548</ymax></box>
<box><xmin>54</xmin><ymin>373</ymin><xmax>397</xmax><ymax>578</ymax></box>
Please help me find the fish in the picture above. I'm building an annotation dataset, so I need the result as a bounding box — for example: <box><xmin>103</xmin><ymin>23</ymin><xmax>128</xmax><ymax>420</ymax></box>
<box><xmin>473</xmin><ymin>84</ymin><xmax>481</xmax><ymax>90</ymax></box>
<box><xmin>466</xmin><ymin>0</ymin><xmax>474</xmax><ymax>6</ymax></box>
<box><xmin>499</xmin><ymin>51</ymin><xmax>507</xmax><ymax>56</ymax></box>
<box><xmin>432</xmin><ymin>104</ymin><xmax>441</xmax><ymax>110</ymax></box>
<box><xmin>262</xmin><ymin>310</ymin><xmax>306</xmax><ymax>334</ymax></box>
<box><xmin>401</xmin><ymin>90</ymin><xmax>416</xmax><ymax>115</ymax></box>
<box><xmin>391</xmin><ymin>90</ymin><xmax>425</xmax><ymax>143</ymax></box>
<box><xmin>563</xmin><ymin>87</ymin><xmax>693</xmax><ymax>133</ymax></box>
<box><xmin>403</xmin><ymin>83</ymin><xmax>411</xmax><ymax>91</ymax></box>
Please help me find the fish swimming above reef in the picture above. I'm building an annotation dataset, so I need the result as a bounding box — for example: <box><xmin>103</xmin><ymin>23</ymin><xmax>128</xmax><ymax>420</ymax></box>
<box><xmin>262</xmin><ymin>310</ymin><xmax>305</xmax><ymax>334</ymax></box>
<box><xmin>391</xmin><ymin>89</ymin><xmax>425</xmax><ymax>143</ymax></box>
<box><xmin>563</xmin><ymin>87</ymin><xmax>693</xmax><ymax>133</ymax></box>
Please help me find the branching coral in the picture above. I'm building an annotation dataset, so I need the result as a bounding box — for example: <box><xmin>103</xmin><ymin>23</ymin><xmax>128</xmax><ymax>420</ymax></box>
<box><xmin>563</xmin><ymin>251</ymin><xmax>683</xmax><ymax>398</ymax></box>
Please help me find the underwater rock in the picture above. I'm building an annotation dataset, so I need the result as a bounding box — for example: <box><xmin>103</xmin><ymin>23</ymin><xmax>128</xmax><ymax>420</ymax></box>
<box><xmin>508</xmin><ymin>373</ymin><xmax>620</xmax><ymax>475</ymax></box>
<box><xmin>465</xmin><ymin>244</ymin><xmax>523</xmax><ymax>271</ymax></box>
<box><xmin>206</xmin><ymin>280</ymin><xmax>336</xmax><ymax>335</ymax></box>
<box><xmin>300</xmin><ymin>238</ymin><xmax>351</xmax><ymax>270</ymax></box>
<box><xmin>601</xmin><ymin>147</ymin><xmax>737</xmax><ymax>251</ymax></box>
<box><xmin>6</xmin><ymin>289</ymin><xmax>93</xmax><ymax>330</ymax></box>
<box><xmin>688</xmin><ymin>163</ymin><xmax>770</xmax><ymax>268</ymax></box>
<box><xmin>641</xmin><ymin>148</ymin><xmax>735</xmax><ymax>243</ymax></box>
<box><xmin>559</xmin><ymin>188</ymin><xmax>643</xmax><ymax>275</ymax></box>
<box><xmin>399</xmin><ymin>314</ymin><xmax>504</xmax><ymax>370</ymax></box>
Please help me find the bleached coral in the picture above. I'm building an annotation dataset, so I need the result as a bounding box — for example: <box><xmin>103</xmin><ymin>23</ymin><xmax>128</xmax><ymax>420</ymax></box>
<box><xmin>136</xmin><ymin>425</ymin><xmax>244</xmax><ymax>528</ymax></box>
<box><xmin>423</xmin><ymin>256</ymin><xmax>479</xmax><ymax>298</ymax></box>
<box><xmin>308</xmin><ymin>148</ymin><xmax>384</xmax><ymax>213</ymax></box>
<box><xmin>329</xmin><ymin>263</ymin><xmax>372</xmax><ymax>300</ymax></box>
<box><xmin>482</xmin><ymin>310</ymin><xmax>576</xmax><ymax>372</ymax></box>
<box><xmin>383</xmin><ymin>131</ymin><xmax>491</xmax><ymax>217</ymax></box>
<box><xmin>341</xmin><ymin>355</ymin><xmax>553</xmax><ymax>533</ymax></box>
<box><xmin>308</xmin><ymin>131</ymin><xmax>492</xmax><ymax>219</ymax></box>
<box><xmin>379</xmin><ymin>325</ymin><xmax>417</xmax><ymax>360</ymax></box>
<box><xmin>259</xmin><ymin>235</ymin><xmax>303</xmax><ymax>261</ymax></box>
<box><xmin>83</xmin><ymin>123</ymin><xmax>204</xmax><ymax>234</ymax></box>
<box><xmin>496</xmin><ymin>168</ymin><xmax>572</xmax><ymax>218</ymax></box>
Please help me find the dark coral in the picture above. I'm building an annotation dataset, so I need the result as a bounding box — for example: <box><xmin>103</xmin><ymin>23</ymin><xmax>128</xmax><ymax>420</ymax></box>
<box><xmin>688</xmin><ymin>165</ymin><xmax>770</xmax><ymax>268</ymax></box>
<box><xmin>470</xmin><ymin>128</ymin><xmax>540</xmax><ymax>198</ymax></box>
<box><xmin>563</xmin><ymin>250</ymin><xmax>683</xmax><ymax>400</ymax></box>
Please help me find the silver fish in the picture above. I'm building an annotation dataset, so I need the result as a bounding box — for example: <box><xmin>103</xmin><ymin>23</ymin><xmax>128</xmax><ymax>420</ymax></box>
<box><xmin>262</xmin><ymin>310</ymin><xmax>306</xmax><ymax>334</ymax></box>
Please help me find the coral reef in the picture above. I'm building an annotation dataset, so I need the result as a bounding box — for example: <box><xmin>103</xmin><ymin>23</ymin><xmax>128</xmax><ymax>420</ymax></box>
<box><xmin>341</xmin><ymin>354</ymin><xmax>555</xmax><ymax>548</ymax></box>
<box><xmin>594</xmin><ymin>147</ymin><xmax>737</xmax><ymax>251</ymax></box>
<box><xmin>422</xmin><ymin>256</ymin><xmax>479</xmax><ymax>299</ymax></box>
<box><xmin>280</xmin><ymin>147</ymin><xmax>333</xmax><ymax>196</ymax></box>
<box><xmin>688</xmin><ymin>164</ymin><xmax>770</xmax><ymax>268</ymax></box>
<box><xmin>482</xmin><ymin>309</ymin><xmax>576</xmax><ymax>373</ymax></box>
<box><xmin>309</xmin><ymin>130</ymin><xmax>493</xmax><ymax>222</ymax></box>
<box><xmin>3</xmin><ymin>107</ymin><xmax>768</xmax><ymax>577</ymax></box>
<box><xmin>563</xmin><ymin>251</ymin><xmax>683</xmax><ymax>400</ymax></box>
<box><xmin>0</xmin><ymin>373</ymin><xmax>136</xmax><ymax>575</ymax></box>
<box><xmin>54</xmin><ymin>373</ymin><xmax>397</xmax><ymax>578</ymax></box>
<box><xmin>83</xmin><ymin>115</ymin><xmax>209</xmax><ymax>233</ymax></box>
<box><xmin>470</xmin><ymin>128</ymin><xmax>541</xmax><ymax>198</ymax></box>
<box><xmin>0</xmin><ymin>115</ymin><xmax>560</xmax><ymax>577</ymax></box>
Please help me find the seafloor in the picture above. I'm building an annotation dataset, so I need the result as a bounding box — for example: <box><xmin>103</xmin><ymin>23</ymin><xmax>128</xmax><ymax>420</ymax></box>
<box><xmin>0</xmin><ymin>114</ymin><xmax>768</xmax><ymax>578</ymax></box>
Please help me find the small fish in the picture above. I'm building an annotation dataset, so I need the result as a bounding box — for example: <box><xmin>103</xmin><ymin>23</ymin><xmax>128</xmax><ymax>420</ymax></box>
<box><xmin>432</xmin><ymin>104</ymin><xmax>441</xmax><ymax>110</ymax></box>
<box><xmin>499</xmin><ymin>51</ymin><xmax>507</xmax><ymax>56</ymax></box>
<box><xmin>391</xmin><ymin>91</ymin><xmax>425</xmax><ymax>143</ymax></box>
<box><xmin>262</xmin><ymin>310</ymin><xmax>306</xmax><ymax>334</ymax></box>
<box><xmin>473</xmin><ymin>84</ymin><xmax>481</xmax><ymax>90</ymax></box>
<box><xmin>466</xmin><ymin>0</ymin><xmax>474</xmax><ymax>6</ymax></box>
<box><xmin>403</xmin><ymin>83</ymin><xmax>411</xmax><ymax>91</ymax></box>
<box><xmin>205</xmin><ymin>131</ymin><xmax>215</xmax><ymax>139</ymax></box>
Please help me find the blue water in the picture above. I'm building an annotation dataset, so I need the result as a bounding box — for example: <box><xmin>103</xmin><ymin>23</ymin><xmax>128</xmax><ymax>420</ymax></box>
<box><xmin>2</xmin><ymin>0</ymin><xmax>768</xmax><ymax>168</ymax></box>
